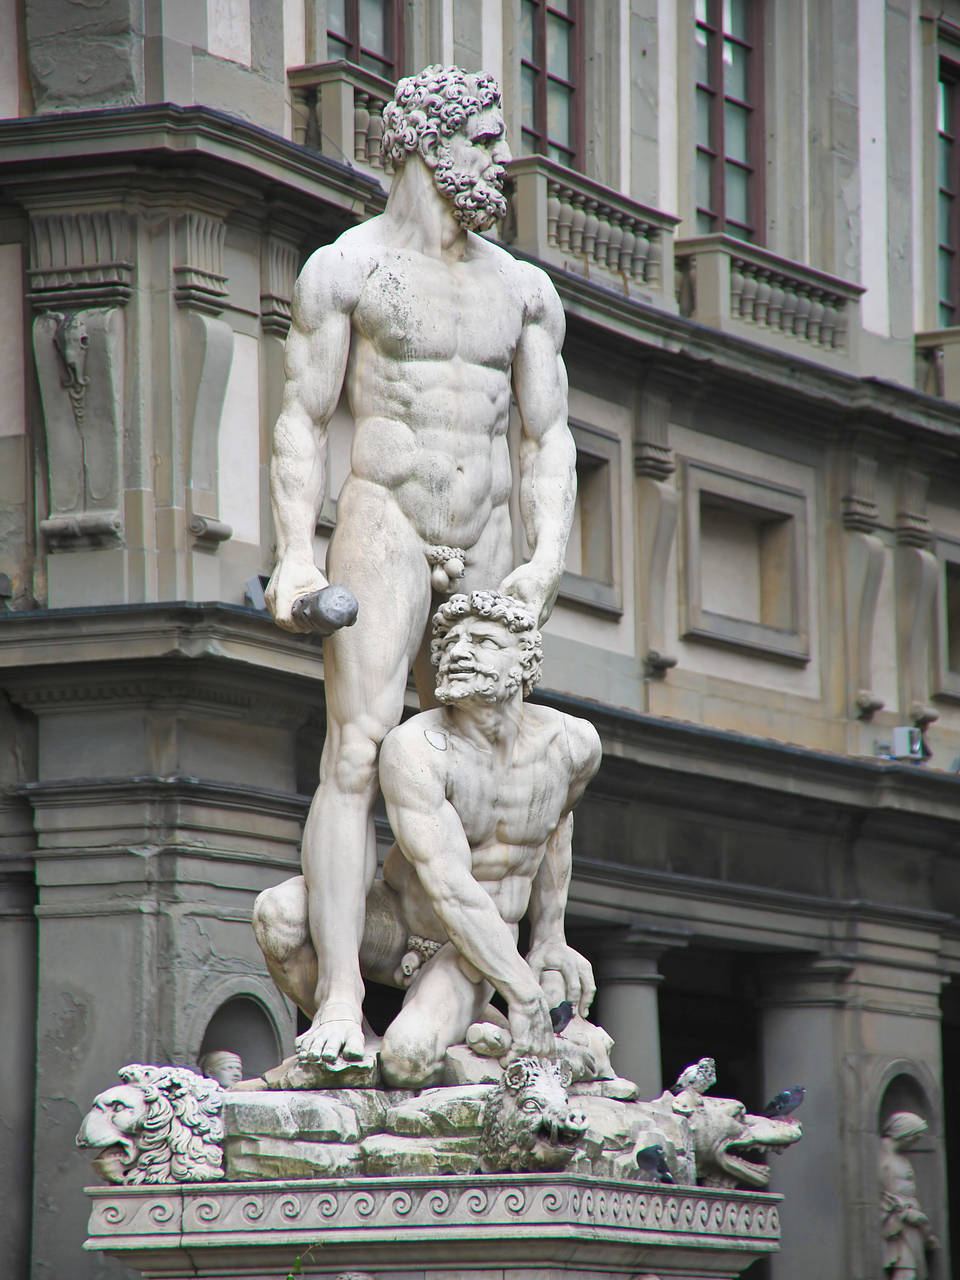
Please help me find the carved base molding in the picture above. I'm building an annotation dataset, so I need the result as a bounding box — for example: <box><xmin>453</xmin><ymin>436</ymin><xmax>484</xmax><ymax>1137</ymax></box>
<box><xmin>85</xmin><ymin>1174</ymin><xmax>781</xmax><ymax>1278</ymax></box>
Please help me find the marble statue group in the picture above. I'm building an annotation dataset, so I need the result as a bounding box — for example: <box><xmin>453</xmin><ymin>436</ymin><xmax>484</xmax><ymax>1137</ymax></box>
<box><xmin>77</xmin><ymin>63</ymin><xmax>810</xmax><ymax>1221</ymax></box>
<box><xmin>262</xmin><ymin>64</ymin><xmax>583</xmax><ymax>1077</ymax></box>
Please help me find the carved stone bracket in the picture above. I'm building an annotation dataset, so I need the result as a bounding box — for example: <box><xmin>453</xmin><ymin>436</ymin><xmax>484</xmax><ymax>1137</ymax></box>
<box><xmin>174</xmin><ymin>213</ymin><xmax>228</xmax><ymax>315</ymax></box>
<box><xmin>33</xmin><ymin>307</ymin><xmax>125</xmax><ymax>547</ymax></box>
<box><xmin>27</xmin><ymin>210</ymin><xmax>134</xmax><ymax>310</ymax></box>
<box><xmin>840</xmin><ymin>448</ymin><xmax>884</xmax><ymax>719</ymax></box>
<box><xmin>894</xmin><ymin>464</ymin><xmax>938</xmax><ymax>727</ymax></box>
<box><xmin>180</xmin><ymin>311</ymin><xmax>235</xmax><ymax>548</ymax></box>
<box><xmin>260</xmin><ymin>237</ymin><xmax>299</xmax><ymax>338</ymax></box>
<box><xmin>634</xmin><ymin>377</ymin><xmax>678</xmax><ymax>676</ymax></box>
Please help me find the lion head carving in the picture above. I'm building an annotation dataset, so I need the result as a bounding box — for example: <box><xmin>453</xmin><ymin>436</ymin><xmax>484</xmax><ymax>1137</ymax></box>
<box><xmin>76</xmin><ymin>1063</ymin><xmax>224</xmax><ymax>1184</ymax></box>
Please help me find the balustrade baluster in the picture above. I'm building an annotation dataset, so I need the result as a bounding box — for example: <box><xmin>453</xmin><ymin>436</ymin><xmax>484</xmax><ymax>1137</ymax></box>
<box><xmin>593</xmin><ymin>205</ymin><xmax>612</xmax><ymax>266</ymax></box>
<box><xmin>556</xmin><ymin>187</ymin><xmax>575</xmax><ymax>251</ymax></box>
<box><xmin>631</xmin><ymin>223</ymin><xmax>650</xmax><ymax>281</ymax></box>
<box><xmin>766</xmin><ymin>275</ymin><xmax>784</xmax><ymax>330</ymax></box>
<box><xmin>753</xmin><ymin>269</ymin><xmax>771</xmax><ymax>324</ymax></box>
<box><xmin>581</xmin><ymin>198</ymin><xmax>599</xmax><ymax>260</ymax></box>
<box><xmin>806</xmin><ymin>288</ymin><xmax>824</xmax><ymax>344</ymax></box>
<box><xmin>793</xmin><ymin>286</ymin><xmax>812</xmax><ymax>338</ymax></box>
<box><xmin>569</xmin><ymin>193</ymin><xmax>587</xmax><ymax>254</ymax></box>
<box><xmin>547</xmin><ymin>181</ymin><xmax>561</xmax><ymax>247</ymax></box>
<box><xmin>645</xmin><ymin>229</ymin><xmax>662</xmax><ymax>284</ymax></box>
<box><xmin>730</xmin><ymin>259</ymin><xmax>745</xmax><ymax>316</ymax></box>
<box><xmin>605</xmin><ymin>212</ymin><xmax>624</xmax><ymax>270</ymax></box>
<box><xmin>354</xmin><ymin>92</ymin><xmax>370</xmax><ymax>162</ymax></box>
<box><xmin>779</xmin><ymin>283</ymin><xmax>798</xmax><ymax>335</ymax></box>
<box><xmin>740</xmin><ymin>263</ymin><xmax>759</xmax><ymax>320</ymax></box>
<box><xmin>366</xmin><ymin>103</ymin><xmax>384</xmax><ymax>165</ymax></box>
<box><xmin>618</xmin><ymin>218</ymin><xmax>636</xmax><ymax>277</ymax></box>
<box><xmin>819</xmin><ymin>296</ymin><xmax>837</xmax><ymax>348</ymax></box>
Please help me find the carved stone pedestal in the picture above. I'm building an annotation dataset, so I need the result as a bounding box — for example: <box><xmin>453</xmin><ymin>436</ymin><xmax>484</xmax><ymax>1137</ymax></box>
<box><xmin>84</xmin><ymin>1175</ymin><xmax>781</xmax><ymax>1279</ymax></box>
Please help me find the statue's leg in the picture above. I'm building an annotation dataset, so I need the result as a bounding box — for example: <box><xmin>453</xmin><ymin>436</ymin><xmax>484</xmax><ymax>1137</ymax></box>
<box><xmin>379</xmin><ymin>944</ymin><xmax>492</xmax><ymax>1088</ymax></box>
<box><xmin>252</xmin><ymin>876</ymin><xmax>318</xmax><ymax>1017</ymax></box>
<box><xmin>253</xmin><ymin>876</ymin><xmax>412</xmax><ymax>1018</ymax></box>
<box><xmin>297</xmin><ymin>483</ymin><xmax>432</xmax><ymax>1065</ymax></box>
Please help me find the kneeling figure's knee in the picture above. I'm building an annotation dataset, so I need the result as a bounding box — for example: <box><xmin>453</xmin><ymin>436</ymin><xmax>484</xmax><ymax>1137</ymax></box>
<box><xmin>379</xmin><ymin>1026</ymin><xmax>439</xmax><ymax>1089</ymax></box>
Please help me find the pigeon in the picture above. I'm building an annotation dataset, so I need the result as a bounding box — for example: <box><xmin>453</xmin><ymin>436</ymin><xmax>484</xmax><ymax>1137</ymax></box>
<box><xmin>669</xmin><ymin>1056</ymin><xmax>717</xmax><ymax>1096</ymax></box>
<box><xmin>550</xmin><ymin>1000</ymin><xmax>575</xmax><ymax>1034</ymax></box>
<box><xmin>763</xmin><ymin>1085</ymin><xmax>805</xmax><ymax>1119</ymax></box>
<box><xmin>635</xmin><ymin>1143</ymin><xmax>676</xmax><ymax>1184</ymax></box>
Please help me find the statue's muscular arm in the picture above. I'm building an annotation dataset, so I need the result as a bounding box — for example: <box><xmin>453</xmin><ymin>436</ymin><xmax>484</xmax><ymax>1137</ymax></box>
<box><xmin>379</xmin><ymin>727</ymin><xmax>555</xmax><ymax>1057</ymax></box>
<box><xmin>526</xmin><ymin>717</ymin><xmax>602</xmax><ymax>1014</ymax></box>
<box><xmin>266</xmin><ymin>239</ymin><xmax>368</xmax><ymax>629</ymax></box>
<box><xmin>500</xmin><ymin>260</ymin><xmax>577</xmax><ymax>625</ymax></box>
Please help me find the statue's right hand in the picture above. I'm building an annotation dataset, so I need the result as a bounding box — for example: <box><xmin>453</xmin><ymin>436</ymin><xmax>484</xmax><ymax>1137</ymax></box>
<box><xmin>507</xmin><ymin>991</ymin><xmax>556</xmax><ymax>1059</ymax></box>
<box><xmin>265</xmin><ymin>558</ymin><xmax>327</xmax><ymax>632</ymax></box>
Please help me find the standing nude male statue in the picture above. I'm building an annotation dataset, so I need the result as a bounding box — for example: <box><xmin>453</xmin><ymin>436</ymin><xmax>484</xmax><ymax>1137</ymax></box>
<box><xmin>253</xmin><ymin>591</ymin><xmax>600</xmax><ymax>1086</ymax></box>
<box><xmin>265</xmin><ymin>66</ymin><xmax>577</xmax><ymax>1067</ymax></box>
<box><xmin>879</xmin><ymin>1112</ymin><xmax>939</xmax><ymax>1280</ymax></box>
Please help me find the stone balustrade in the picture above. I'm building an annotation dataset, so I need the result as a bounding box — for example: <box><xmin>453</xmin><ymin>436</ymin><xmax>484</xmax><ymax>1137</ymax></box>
<box><xmin>915</xmin><ymin>328</ymin><xmax>960</xmax><ymax>400</ymax></box>
<box><xmin>504</xmin><ymin>156</ymin><xmax>679</xmax><ymax>304</ymax></box>
<box><xmin>288</xmin><ymin>60</ymin><xmax>395</xmax><ymax>180</ymax></box>
<box><xmin>675</xmin><ymin>235</ymin><xmax>865</xmax><ymax>363</ymax></box>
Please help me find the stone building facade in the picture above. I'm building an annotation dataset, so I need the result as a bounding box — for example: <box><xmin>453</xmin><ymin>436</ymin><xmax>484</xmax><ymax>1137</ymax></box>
<box><xmin>1</xmin><ymin>2</ymin><xmax>960</xmax><ymax>1278</ymax></box>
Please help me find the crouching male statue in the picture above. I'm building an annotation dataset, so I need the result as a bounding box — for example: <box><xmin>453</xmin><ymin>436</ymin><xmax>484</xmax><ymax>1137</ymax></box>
<box><xmin>265</xmin><ymin>64</ymin><xmax>577</xmax><ymax>1070</ymax></box>
<box><xmin>254</xmin><ymin>591</ymin><xmax>601</xmax><ymax>1088</ymax></box>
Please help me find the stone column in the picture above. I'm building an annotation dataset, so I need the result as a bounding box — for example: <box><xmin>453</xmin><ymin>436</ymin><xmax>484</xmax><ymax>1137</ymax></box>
<box><xmin>592</xmin><ymin>925</ymin><xmax>689</xmax><ymax>1099</ymax></box>
<box><xmin>760</xmin><ymin>942</ymin><xmax>950</xmax><ymax>1280</ymax></box>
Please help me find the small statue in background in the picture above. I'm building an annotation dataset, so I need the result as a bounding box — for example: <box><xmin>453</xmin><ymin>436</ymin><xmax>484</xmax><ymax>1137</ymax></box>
<box><xmin>879</xmin><ymin>1111</ymin><xmax>938</xmax><ymax>1280</ymax></box>
<box><xmin>198</xmin><ymin>1050</ymin><xmax>244</xmax><ymax>1087</ymax></box>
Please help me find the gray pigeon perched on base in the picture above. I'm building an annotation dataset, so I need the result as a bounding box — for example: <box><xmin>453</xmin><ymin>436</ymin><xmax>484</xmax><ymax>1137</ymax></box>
<box><xmin>635</xmin><ymin>1143</ymin><xmax>675</xmax><ymax>1184</ymax></box>
<box><xmin>669</xmin><ymin>1056</ymin><xmax>717</xmax><ymax>1096</ymax></box>
<box><xmin>764</xmin><ymin>1085</ymin><xmax>805</xmax><ymax>1118</ymax></box>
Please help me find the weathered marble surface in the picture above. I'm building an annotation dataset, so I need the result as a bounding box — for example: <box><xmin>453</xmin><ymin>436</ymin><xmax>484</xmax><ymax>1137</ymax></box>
<box><xmin>83</xmin><ymin>1174</ymin><xmax>783</xmax><ymax>1279</ymax></box>
<box><xmin>264</xmin><ymin>64</ymin><xmax>578</xmax><ymax>1071</ymax></box>
<box><xmin>255</xmin><ymin>591</ymin><xmax>602</xmax><ymax>1090</ymax></box>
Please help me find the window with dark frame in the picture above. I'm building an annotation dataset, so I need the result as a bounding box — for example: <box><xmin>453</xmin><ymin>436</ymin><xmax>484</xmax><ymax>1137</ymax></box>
<box><xmin>939</xmin><ymin>60</ymin><xmax>960</xmax><ymax>327</ymax></box>
<box><xmin>327</xmin><ymin>0</ymin><xmax>403</xmax><ymax>79</ymax></box>
<box><xmin>694</xmin><ymin>0</ymin><xmax>762</xmax><ymax>243</ymax></box>
<box><xmin>520</xmin><ymin>0</ymin><xmax>583</xmax><ymax>169</ymax></box>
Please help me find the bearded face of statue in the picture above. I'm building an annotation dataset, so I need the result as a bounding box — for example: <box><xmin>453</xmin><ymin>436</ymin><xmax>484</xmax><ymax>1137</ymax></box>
<box><xmin>432</xmin><ymin>107</ymin><xmax>511</xmax><ymax>232</ymax></box>
<box><xmin>434</xmin><ymin>617</ymin><xmax>525</xmax><ymax>705</ymax></box>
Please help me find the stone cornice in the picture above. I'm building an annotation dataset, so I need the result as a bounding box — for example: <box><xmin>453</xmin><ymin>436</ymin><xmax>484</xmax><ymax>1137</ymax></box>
<box><xmin>83</xmin><ymin>1175</ymin><xmax>781</xmax><ymax>1271</ymax></box>
<box><xmin>0</xmin><ymin>104</ymin><xmax>386</xmax><ymax>227</ymax></box>
<box><xmin>0</xmin><ymin>602</ymin><xmax>326</xmax><ymax>685</ymax></box>
<box><xmin>537</xmin><ymin>687</ymin><xmax>960</xmax><ymax>829</ymax></box>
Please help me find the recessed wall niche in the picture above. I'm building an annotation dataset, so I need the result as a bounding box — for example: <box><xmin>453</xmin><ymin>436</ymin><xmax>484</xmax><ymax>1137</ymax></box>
<box><xmin>681</xmin><ymin>459</ymin><xmax>809</xmax><ymax>662</ymax></box>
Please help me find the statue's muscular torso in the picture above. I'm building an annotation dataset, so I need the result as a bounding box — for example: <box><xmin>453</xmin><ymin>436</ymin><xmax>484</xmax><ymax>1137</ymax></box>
<box><xmin>340</xmin><ymin>226</ymin><xmax>531</xmax><ymax>549</ymax></box>
<box><xmin>383</xmin><ymin>706</ymin><xmax>596</xmax><ymax>935</ymax></box>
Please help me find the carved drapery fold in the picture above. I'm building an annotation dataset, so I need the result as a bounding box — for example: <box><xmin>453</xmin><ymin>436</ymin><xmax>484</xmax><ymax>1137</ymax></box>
<box><xmin>634</xmin><ymin>380</ymin><xmax>678</xmax><ymax>676</ymax></box>
<box><xmin>895</xmin><ymin>465</ymin><xmax>938</xmax><ymax>727</ymax></box>
<box><xmin>840</xmin><ymin>449</ymin><xmax>884</xmax><ymax>718</ymax></box>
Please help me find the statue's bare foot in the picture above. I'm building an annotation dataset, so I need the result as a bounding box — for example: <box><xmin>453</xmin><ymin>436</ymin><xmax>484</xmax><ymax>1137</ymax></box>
<box><xmin>466</xmin><ymin>1021</ymin><xmax>513</xmax><ymax>1058</ymax></box>
<box><xmin>296</xmin><ymin>1015</ymin><xmax>368</xmax><ymax>1068</ymax></box>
